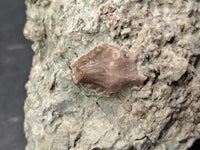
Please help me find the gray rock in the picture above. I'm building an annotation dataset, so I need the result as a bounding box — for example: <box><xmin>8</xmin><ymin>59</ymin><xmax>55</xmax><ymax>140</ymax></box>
<box><xmin>24</xmin><ymin>0</ymin><xmax>200</xmax><ymax>149</ymax></box>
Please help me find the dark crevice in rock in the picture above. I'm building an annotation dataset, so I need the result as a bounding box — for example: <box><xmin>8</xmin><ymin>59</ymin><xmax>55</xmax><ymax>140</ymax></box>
<box><xmin>73</xmin><ymin>132</ymin><xmax>82</xmax><ymax>147</ymax></box>
<box><xmin>127</xmin><ymin>145</ymin><xmax>137</xmax><ymax>150</ymax></box>
<box><xmin>50</xmin><ymin>80</ymin><xmax>56</xmax><ymax>91</ymax></box>
<box><xmin>189</xmin><ymin>54</ymin><xmax>200</xmax><ymax>67</ymax></box>
<box><xmin>139</xmin><ymin>136</ymin><xmax>155</xmax><ymax>150</ymax></box>
<box><xmin>179</xmin><ymin>136</ymin><xmax>196</xmax><ymax>144</ymax></box>
<box><xmin>157</xmin><ymin>114</ymin><xmax>176</xmax><ymax>140</ymax></box>
<box><xmin>171</xmin><ymin>70</ymin><xmax>193</xmax><ymax>87</ymax></box>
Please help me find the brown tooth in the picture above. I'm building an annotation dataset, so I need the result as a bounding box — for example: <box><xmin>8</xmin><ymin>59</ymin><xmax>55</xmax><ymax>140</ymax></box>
<box><xmin>71</xmin><ymin>43</ymin><xmax>146</xmax><ymax>94</ymax></box>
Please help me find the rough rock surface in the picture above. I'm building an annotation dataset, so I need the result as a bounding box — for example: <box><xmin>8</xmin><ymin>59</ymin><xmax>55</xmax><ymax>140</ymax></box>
<box><xmin>24</xmin><ymin>0</ymin><xmax>200</xmax><ymax>150</ymax></box>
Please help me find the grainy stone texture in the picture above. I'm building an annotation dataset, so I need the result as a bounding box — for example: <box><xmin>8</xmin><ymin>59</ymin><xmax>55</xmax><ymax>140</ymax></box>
<box><xmin>24</xmin><ymin>0</ymin><xmax>200</xmax><ymax>150</ymax></box>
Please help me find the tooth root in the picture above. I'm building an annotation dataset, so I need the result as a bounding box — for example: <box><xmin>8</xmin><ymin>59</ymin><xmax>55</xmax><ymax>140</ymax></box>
<box><xmin>87</xmin><ymin>84</ymin><xmax>96</xmax><ymax>89</ymax></box>
<box><xmin>96</xmin><ymin>87</ymin><xmax>103</xmax><ymax>92</ymax></box>
<box><xmin>103</xmin><ymin>90</ymin><xmax>109</xmax><ymax>94</ymax></box>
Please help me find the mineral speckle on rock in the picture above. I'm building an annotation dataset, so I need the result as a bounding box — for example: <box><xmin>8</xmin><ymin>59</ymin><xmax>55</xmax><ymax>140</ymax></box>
<box><xmin>24</xmin><ymin>0</ymin><xmax>200</xmax><ymax>150</ymax></box>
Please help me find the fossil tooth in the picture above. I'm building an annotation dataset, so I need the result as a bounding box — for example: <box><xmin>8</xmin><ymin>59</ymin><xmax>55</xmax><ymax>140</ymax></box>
<box><xmin>71</xmin><ymin>43</ymin><xmax>146</xmax><ymax>94</ymax></box>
